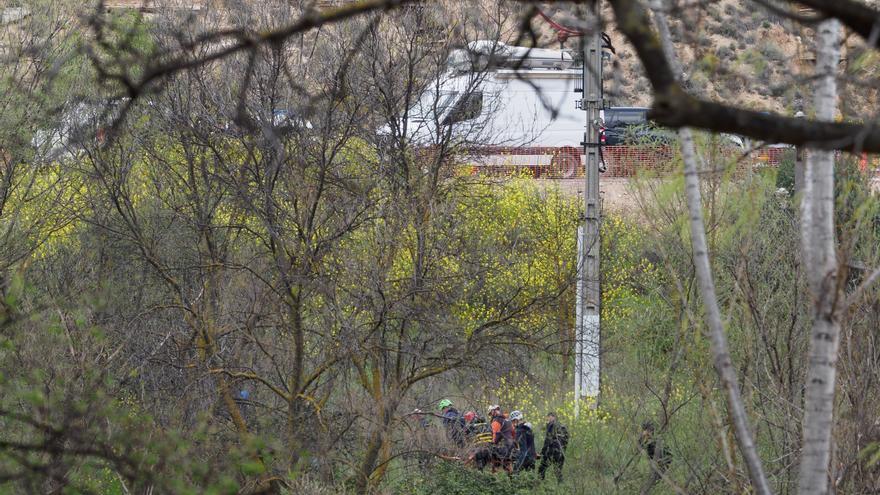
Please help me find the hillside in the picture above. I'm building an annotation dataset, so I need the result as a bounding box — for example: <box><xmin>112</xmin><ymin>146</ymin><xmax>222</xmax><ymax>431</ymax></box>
<box><xmin>535</xmin><ymin>0</ymin><xmax>878</xmax><ymax>119</ymax></box>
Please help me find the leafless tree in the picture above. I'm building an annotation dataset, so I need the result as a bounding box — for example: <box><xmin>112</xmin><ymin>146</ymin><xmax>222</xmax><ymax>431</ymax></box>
<box><xmin>650</xmin><ymin>2</ymin><xmax>772</xmax><ymax>493</ymax></box>
<box><xmin>7</xmin><ymin>0</ymin><xmax>880</xmax><ymax>492</ymax></box>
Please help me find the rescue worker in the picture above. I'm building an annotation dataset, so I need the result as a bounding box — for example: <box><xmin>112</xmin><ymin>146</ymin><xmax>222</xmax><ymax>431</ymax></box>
<box><xmin>410</xmin><ymin>408</ymin><xmax>430</xmax><ymax>429</ymax></box>
<box><xmin>488</xmin><ymin>404</ymin><xmax>515</xmax><ymax>471</ymax></box>
<box><xmin>462</xmin><ymin>411</ymin><xmax>487</xmax><ymax>442</ymax></box>
<box><xmin>463</xmin><ymin>410</ymin><xmax>477</xmax><ymax>428</ymax></box>
<box><xmin>510</xmin><ymin>410</ymin><xmax>536</xmax><ymax>472</ymax></box>
<box><xmin>463</xmin><ymin>410</ymin><xmax>494</xmax><ymax>470</ymax></box>
<box><xmin>438</xmin><ymin>399</ymin><xmax>465</xmax><ymax>447</ymax></box>
<box><xmin>639</xmin><ymin>421</ymin><xmax>672</xmax><ymax>493</ymax></box>
<box><xmin>538</xmin><ymin>411</ymin><xmax>569</xmax><ymax>482</ymax></box>
<box><xmin>467</xmin><ymin>411</ymin><xmax>494</xmax><ymax>454</ymax></box>
<box><xmin>408</xmin><ymin>409</ymin><xmax>433</xmax><ymax>471</ymax></box>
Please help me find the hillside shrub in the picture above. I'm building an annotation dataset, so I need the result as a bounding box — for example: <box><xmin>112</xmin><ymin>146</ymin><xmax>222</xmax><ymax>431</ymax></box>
<box><xmin>759</xmin><ymin>41</ymin><xmax>785</xmax><ymax>63</ymax></box>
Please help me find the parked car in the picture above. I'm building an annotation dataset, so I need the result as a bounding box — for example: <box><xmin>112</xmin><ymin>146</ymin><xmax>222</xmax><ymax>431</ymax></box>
<box><xmin>601</xmin><ymin>107</ymin><xmax>644</xmax><ymax>145</ymax></box>
<box><xmin>599</xmin><ymin>106</ymin><xmax>674</xmax><ymax>145</ymax></box>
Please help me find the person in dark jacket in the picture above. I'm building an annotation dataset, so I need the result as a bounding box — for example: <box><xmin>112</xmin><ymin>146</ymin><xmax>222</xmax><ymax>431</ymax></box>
<box><xmin>510</xmin><ymin>411</ymin><xmax>536</xmax><ymax>472</ymax></box>
<box><xmin>438</xmin><ymin>399</ymin><xmax>466</xmax><ymax>447</ymax></box>
<box><xmin>539</xmin><ymin>411</ymin><xmax>569</xmax><ymax>482</ymax></box>
<box><xmin>408</xmin><ymin>409</ymin><xmax>433</xmax><ymax>472</ymax></box>
<box><xmin>639</xmin><ymin>421</ymin><xmax>672</xmax><ymax>493</ymax></box>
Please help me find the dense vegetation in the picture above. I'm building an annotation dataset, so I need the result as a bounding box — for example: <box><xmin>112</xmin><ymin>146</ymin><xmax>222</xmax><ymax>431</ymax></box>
<box><xmin>2</xmin><ymin>1</ymin><xmax>880</xmax><ymax>494</ymax></box>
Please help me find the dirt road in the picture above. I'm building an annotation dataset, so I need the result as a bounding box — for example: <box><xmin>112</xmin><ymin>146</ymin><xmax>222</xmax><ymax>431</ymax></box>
<box><xmin>535</xmin><ymin>178</ymin><xmax>638</xmax><ymax>212</ymax></box>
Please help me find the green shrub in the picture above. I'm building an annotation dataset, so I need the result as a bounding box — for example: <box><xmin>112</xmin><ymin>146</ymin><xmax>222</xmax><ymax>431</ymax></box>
<box><xmin>775</xmin><ymin>152</ymin><xmax>796</xmax><ymax>194</ymax></box>
<box><xmin>718</xmin><ymin>23</ymin><xmax>738</xmax><ymax>39</ymax></box>
<box><xmin>759</xmin><ymin>41</ymin><xmax>785</xmax><ymax>63</ymax></box>
<box><xmin>405</xmin><ymin>462</ymin><xmax>544</xmax><ymax>495</ymax></box>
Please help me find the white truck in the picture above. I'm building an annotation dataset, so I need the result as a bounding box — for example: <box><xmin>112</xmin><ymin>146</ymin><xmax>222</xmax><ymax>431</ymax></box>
<box><xmin>406</xmin><ymin>41</ymin><xmax>587</xmax><ymax>178</ymax></box>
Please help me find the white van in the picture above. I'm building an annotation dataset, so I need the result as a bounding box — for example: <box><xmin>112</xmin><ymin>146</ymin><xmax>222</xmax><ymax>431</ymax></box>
<box><xmin>406</xmin><ymin>41</ymin><xmax>587</xmax><ymax>178</ymax></box>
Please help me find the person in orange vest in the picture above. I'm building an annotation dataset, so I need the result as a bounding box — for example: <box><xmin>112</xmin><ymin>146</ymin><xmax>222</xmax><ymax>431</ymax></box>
<box><xmin>487</xmin><ymin>404</ymin><xmax>515</xmax><ymax>470</ymax></box>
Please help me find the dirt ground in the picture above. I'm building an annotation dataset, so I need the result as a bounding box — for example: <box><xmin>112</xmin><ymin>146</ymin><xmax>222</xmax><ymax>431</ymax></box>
<box><xmin>535</xmin><ymin>177</ymin><xmax>639</xmax><ymax>213</ymax></box>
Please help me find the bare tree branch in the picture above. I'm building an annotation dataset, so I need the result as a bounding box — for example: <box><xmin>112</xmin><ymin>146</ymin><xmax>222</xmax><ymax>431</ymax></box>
<box><xmin>797</xmin><ymin>0</ymin><xmax>880</xmax><ymax>48</ymax></box>
<box><xmin>88</xmin><ymin>0</ymin><xmax>419</xmax><ymax>100</ymax></box>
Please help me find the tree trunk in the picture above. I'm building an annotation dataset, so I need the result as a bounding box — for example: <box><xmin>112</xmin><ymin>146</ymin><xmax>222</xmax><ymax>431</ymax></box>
<box><xmin>798</xmin><ymin>19</ymin><xmax>842</xmax><ymax>495</ymax></box>
<box><xmin>354</xmin><ymin>392</ymin><xmax>399</xmax><ymax>494</ymax></box>
<box><xmin>678</xmin><ymin>128</ymin><xmax>772</xmax><ymax>495</ymax></box>
<box><xmin>651</xmin><ymin>3</ymin><xmax>772</xmax><ymax>493</ymax></box>
<box><xmin>287</xmin><ymin>288</ymin><xmax>305</xmax><ymax>471</ymax></box>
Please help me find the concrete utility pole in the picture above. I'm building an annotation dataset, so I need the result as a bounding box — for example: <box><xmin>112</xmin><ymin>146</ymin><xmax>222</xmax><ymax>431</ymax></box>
<box><xmin>575</xmin><ymin>0</ymin><xmax>603</xmax><ymax>417</ymax></box>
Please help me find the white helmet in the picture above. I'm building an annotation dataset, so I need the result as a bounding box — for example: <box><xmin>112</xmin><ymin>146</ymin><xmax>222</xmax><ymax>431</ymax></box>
<box><xmin>510</xmin><ymin>410</ymin><xmax>523</xmax><ymax>421</ymax></box>
<box><xmin>487</xmin><ymin>404</ymin><xmax>500</xmax><ymax>415</ymax></box>
<box><xmin>524</xmin><ymin>422</ymin><xmax>532</xmax><ymax>429</ymax></box>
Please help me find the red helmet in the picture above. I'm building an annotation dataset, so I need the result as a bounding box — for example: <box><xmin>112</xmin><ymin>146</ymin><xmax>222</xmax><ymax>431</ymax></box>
<box><xmin>464</xmin><ymin>411</ymin><xmax>476</xmax><ymax>423</ymax></box>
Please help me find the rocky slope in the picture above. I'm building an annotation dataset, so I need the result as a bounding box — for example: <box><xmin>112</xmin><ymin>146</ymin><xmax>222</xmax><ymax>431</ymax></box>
<box><xmin>533</xmin><ymin>0</ymin><xmax>878</xmax><ymax>120</ymax></box>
